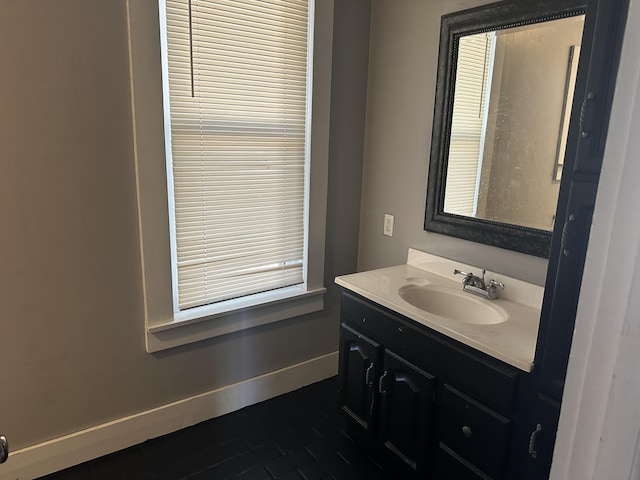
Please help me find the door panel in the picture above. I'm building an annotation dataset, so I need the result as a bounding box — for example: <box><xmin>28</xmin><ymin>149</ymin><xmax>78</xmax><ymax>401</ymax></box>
<box><xmin>538</xmin><ymin>181</ymin><xmax>597</xmax><ymax>399</ymax></box>
<box><xmin>536</xmin><ymin>0</ymin><xmax>628</xmax><ymax>400</ymax></box>
<box><xmin>338</xmin><ymin>323</ymin><xmax>381</xmax><ymax>436</ymax></box>
<box><xmin>378</xmin><ymin>349</ymin><xmax>435</xmax><ymax>473</ymax></box>
<box><xmin>523</xmin><ymin>394</ymin><xmax>562</xmax><ymax>480</ymax></box>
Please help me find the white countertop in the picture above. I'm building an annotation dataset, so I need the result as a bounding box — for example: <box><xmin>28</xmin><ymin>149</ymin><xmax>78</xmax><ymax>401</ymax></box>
<box><xmin>335</xmin><ymin>249</ymin><xmax>543</xmax><ymax>372</ymax></box>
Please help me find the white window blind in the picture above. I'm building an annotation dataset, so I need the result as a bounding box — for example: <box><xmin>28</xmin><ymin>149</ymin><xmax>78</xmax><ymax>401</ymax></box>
<box><xmin>445</xmin><ymin>32</ymin><xmax>495</xmax><ymax>216</ymax></box>
<box><xmin>162</xmin><ymin>0</ymin><xmax>311</xmax><ymax>311</ymax></box>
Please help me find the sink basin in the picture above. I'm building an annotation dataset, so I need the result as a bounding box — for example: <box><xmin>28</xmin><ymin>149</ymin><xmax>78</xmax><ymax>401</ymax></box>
<box><xmin>398</xmin><ymin>285</ymin><xmax>508</xmax><ymax>324</ymax></box>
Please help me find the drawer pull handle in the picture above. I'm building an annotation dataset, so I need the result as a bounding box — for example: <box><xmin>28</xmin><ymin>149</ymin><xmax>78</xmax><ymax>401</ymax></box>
<box><xmin>462</xmin><ymin>426</ymin><xmax>472</xmax><ymax>438</ymax></box>
<box><xmin>529</xmin><ymin>423</ymin><xmax>543</xmax><ymax>459</ymax></box>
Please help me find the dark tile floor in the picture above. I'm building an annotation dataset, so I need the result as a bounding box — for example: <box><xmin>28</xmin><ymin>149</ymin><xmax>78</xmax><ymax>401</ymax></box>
<box><xmin>38</xmin><ymin>377</ymin><xmax>394</xmax><ymax>480</ymax></box>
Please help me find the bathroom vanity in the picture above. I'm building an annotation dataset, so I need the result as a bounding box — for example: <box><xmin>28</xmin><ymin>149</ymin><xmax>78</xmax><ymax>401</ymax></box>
<box><xmin>335</xmin><ymin>250</ymin><xmax>543</xmax><ymax>479</ymax></box>
<box><xmin>333</xmin><ymin>0</ymin><xmax>627</xmax><ymax>474</ymax></box>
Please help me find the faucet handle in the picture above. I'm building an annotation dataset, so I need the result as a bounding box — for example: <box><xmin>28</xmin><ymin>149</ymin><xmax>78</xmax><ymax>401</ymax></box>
<box><xmin>454</xmin><ymin>269</ymin><xmax>486</xmax><ymax>289</ymax></box>
<box><xmin>453</xmin><ymin>269</ymin><xmax>473</xmax><ymax>285</ymax></box>
<box><xmin>454</xmin><ymin>269</ymin><xmax>486</xmax><ymax>279</ymax></box>
<box><xmin>486</xmin><ymin>279</ymin><xmax>505</xmax><ymax>299</ymax></box>
<box><xmin>454</xmin><ymin>269</ymin><xmax>473</xmax><ymax>277</ymax></box>
<box><xmin>453</xmin><ymin>270</ymin><xmax>473</xmax><ymax>290</ymax></box>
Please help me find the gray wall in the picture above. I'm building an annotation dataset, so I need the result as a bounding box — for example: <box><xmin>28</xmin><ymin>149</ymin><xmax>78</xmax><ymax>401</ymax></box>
<box><xmin>359</xmin><ymin>0</ymin><xmax>549</xmax><ymax>284</ymax></box>
<box><xmin>326</xmin><ymin>0</ymin><xmax>371</xmax><ymax>310</ymax></box>
<box><xmin>0</xmin><ymin>0</ymin><xmax>370</xmax><ymax>449</ymax></box>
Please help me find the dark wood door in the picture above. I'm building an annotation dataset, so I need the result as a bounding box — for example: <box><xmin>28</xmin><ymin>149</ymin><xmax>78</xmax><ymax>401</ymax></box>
<box><xmin>537</xmin><ymin>182</ymin><xmax>597</xmax><ymax>399</ymax></box>
<box><xmin>338</xmin><ymin>323</ymin><xmax>382</xmax><ymax>437</ymax></box>
<box><xmin>527</xmin><ymin>0</ymin><xmax>629</xmax><ymax>476</ymax></box>
<box><xmin>535</xmin><ymin>0</ymin><xmax>629</xmax><ymax>400</ymax></box>
<box><xmin>522</xmin><ymin>394</ymin><xmax>562</xmax><ymax>480</ymax></box>
<box><xmin>377</xmin><ymin>349</ymin><xmax>436</xmax><ymax>475</ymax></box>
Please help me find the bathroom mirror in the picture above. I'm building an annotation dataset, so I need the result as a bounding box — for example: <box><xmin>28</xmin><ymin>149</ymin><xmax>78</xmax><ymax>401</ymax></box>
<box><xmin>425</xmin><ymin>0</ymin><xmax>586</xmax><ymax>257</ymax></box>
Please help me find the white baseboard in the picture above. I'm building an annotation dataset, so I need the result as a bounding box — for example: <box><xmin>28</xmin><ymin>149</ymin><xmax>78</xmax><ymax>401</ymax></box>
<box><xmin>2</xmin><ymin>351</ymin><xmax>339</xmax><ymax>480</ymax></box>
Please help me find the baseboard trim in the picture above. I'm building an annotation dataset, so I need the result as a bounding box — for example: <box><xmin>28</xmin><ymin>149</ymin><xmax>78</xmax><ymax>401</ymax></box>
<box><xmin>3</xmin><ymin>351</ymin><xmax>339</xmax><ymax>480</ymax></box>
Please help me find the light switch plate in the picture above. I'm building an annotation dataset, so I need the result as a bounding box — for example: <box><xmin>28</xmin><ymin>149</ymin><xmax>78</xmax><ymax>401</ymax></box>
<box><xmin>384</xmin><ymin>214</ymin><xmax>394</xmax><ymax>237</ymax></box>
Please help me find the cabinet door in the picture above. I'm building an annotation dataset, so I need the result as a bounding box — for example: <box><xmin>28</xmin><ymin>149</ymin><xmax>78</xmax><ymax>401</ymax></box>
<box><xmin>377</xmin><ymin>349</ymin><xmax>436</xmax><ymax>474</ymax></box>
<box><xmin>537</xmin><ymin>182</ymin><xmax>596</xmax><ymax>399</ymax></box>
<box><xmin>338</xmin><ymin>324</ymin><xmax>381</xmax><ymax>436</ymax></box>
<box><xmin>571</xmin><ymin>0</ymin><xmax>629</xmax><ymax>175</ymax></box>
<box><xmin>522</xmin><ymin>394</ymin><xmax>561</xmax><ymax>480</ymax></box>
<box><xmin>536</xmin><ymin>0</ymin><xmax>629</xmax><ymax>401</ymax></box>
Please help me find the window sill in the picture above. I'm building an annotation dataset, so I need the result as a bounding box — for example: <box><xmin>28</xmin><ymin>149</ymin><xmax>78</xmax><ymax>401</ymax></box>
<box><xmin>145</xmin><ymin>287</ymin><xmax>326</xmax><ymax>352</ymax></box>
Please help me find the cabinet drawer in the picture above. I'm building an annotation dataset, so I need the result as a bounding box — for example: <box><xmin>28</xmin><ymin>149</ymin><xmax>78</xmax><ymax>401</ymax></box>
<box><xmin>438</xmin><ymin>385</ymin><xmax>510</xmax><ymax>479</ymax></box>
<box><xmin>434</xmin><ymin>444</ymin><xmax>491</xmax><ymax>480</ymax></box>
<box><xmin>399</xmin><ymin>324</ymin><xmax>519</xmax><ymax>416</ymax></box>
<box><xmin>341</xmin><ymin>292</ymin><xmax>403</xmax><ymax>343</ymax></box>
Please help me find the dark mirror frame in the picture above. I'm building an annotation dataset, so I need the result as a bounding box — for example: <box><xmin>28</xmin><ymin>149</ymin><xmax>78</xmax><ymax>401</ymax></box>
<box><xmin>425</xmin><ymin>0</ymin><xmax>586</xmax><ymax>258</ymax></box>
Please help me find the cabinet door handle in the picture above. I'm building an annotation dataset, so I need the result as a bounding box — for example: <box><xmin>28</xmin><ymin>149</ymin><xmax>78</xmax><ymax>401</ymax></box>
<box><xmin>579</xmin><ymin>91</ymin><xmax>597</xmax><ymax>139</ymax></box>
<box><xmin>528</xmin><ymin>423</ymin><xmax>543</xmax><ymax>459</ymax></box>
<box><xmin>369</xmin><ymin>392</ymin><xmax>375</xmax><ymax>416</ymax></box>
<box><xmin>462</xmin><ymin>426</ymin><xmax>472</xmax><ymax>438</ymax></box>
<box><xmin>0</xmin><ymin>435</ymin><xmax>8</xmax><ymax>464</ymax></box>
<box><xmin>365</xmin><ymin>363</ymin><xmax>375</xmax><ymax>416</ymax></box>
<box><xmin>561</xmin><ymin>213</ymin><xmax>577</xmax><ymax>256</ymax></box>
<box><xmin>365</xmin><ymin>363</ymin><xmax>374</xmax><ymax>385</ymax></box>
<box><xmin>378</xmin><ymin>371</ymin><xmax>388</xmax><ymax>395</ymax></box>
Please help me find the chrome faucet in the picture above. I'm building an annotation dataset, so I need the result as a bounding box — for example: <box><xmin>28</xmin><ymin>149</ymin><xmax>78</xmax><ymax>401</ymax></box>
<box><xmin>454</xmin><ymin>269</ymin><xmax>505</xmax><ymax>300</ymax></box>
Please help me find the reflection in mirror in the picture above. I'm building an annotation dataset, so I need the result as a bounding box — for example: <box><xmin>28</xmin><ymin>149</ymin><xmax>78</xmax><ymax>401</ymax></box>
<box><xmin>425</xmin><ymin>0</ymin><xmax>587</xmax><ymax>258</ymax></box>
<box><xmin>444</xmin><ymin>16</ymin><xmax>584</xmax><ymax>231</ymax></box>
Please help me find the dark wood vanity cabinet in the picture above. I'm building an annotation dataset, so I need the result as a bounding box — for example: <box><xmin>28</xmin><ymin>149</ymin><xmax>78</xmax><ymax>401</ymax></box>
<box><xmin>338</xmin><ymin>291</ymin><xmax>524</xmax><ymax>479</ymax></box>
<box><xmin>335</xmin><ymin>0</ymin><xmax>629</xmax><ymax>475</ymax></box>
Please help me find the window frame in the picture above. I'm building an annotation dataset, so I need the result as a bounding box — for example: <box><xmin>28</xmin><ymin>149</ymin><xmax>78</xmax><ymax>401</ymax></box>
<box><xmin>127</xmin><ymin>0</ymin><xmax>332</xmax><ymax>352</ymax></box>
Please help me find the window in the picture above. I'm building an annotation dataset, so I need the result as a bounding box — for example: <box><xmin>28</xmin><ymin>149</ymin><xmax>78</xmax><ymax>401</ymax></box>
<box><xmin>127</xmin><ymin>0</ymin><xmax>333</xmax><ymax>352</ymax></box>
<box><xmin>163</xmin><ymin>0</ymin><xmax>311</xmax><ymax>313</ymax></box>
<box><xmin>444</xmin><ymin>32</ymin><xmax>495</xmax><ymax>217</ymax></box>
